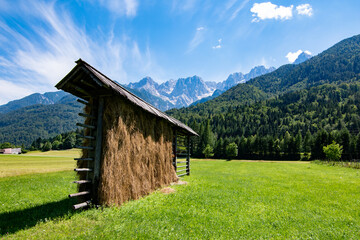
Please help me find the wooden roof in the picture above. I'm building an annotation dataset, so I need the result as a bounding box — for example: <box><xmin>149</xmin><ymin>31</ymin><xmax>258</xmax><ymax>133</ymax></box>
<box><xmin>55</xmin><ymin>59</ymin><xmax>198</xmax><ymax>136</ymax></box>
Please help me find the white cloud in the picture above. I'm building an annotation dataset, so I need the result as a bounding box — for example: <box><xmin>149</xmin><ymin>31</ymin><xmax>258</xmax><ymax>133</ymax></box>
<box><xmin>286</xmin><ymin>50</ymin><xmax>312</xmax><ymax>63</ymax></box>
<box><xmin>251</xmin><ymin>2</ymin><xmax>293</xmax><ymax>22</ymax></box>
<box><xmin>187</xmin><ymin>27</ymin><xmax>206</xmax><ymax>53</ymax></box>
<box><xmin>98</xmin><ymin>0</ymin><xmax>138</xmax><ymax>17</ymax></box>
<box><xmin>0</xmin><ymin>1</ymin><xmax>157</xmax><ymax>104</ymax></box>
<box><xmin>212</xmin><ymin>38</ymin><xmax>222</xmax><ymax>49</ymax></box>
<box><xmin>0</xmin><ymin>79</ymin><xmax>33</xmax><ymax>105</ymax></box>
<box><xmin>296</xmin><ymin>4</ymin><xmax>313</xmax><ymax>16</ymax></box>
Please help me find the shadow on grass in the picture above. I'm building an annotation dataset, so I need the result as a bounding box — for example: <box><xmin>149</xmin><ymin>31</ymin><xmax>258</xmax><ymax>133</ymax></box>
<box><xmin>0</xmin><ymin>198</ymin><xmax>77</xmax><ymax>236</ymax></box>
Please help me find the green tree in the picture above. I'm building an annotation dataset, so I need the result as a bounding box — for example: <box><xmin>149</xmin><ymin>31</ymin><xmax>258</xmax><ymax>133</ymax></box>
<box><xmin>63</xmin><ymin>133</ymin><xmax>76</xmax><ymax>149</ymax></box>
<box><xmin>42</xmin><ymin>141</ymin><xmax>52</xmax><ymax>152</ymax></box>
<box><xmin>52</xmin><ymin>140</ymin><xmax>62</xmax><ymax>150</ymax></box>
<box><xmin>323</xmin><ymin>141</ymin><xmax>343</xmax><ymax>162</ymax></box>
<box><xmin>0</xmin><ymin>142</ymin><xmax>12</xmax><ymax>149</ymax></box>
<box><xmin>225</xmin><ymin>142</ymin><xmax>238</xmax><ymax>160</ymax></box>
<box><xmin>202</xmin><ymin>144</ymin><xmax>214</xmax><ymax>158</ymax></box>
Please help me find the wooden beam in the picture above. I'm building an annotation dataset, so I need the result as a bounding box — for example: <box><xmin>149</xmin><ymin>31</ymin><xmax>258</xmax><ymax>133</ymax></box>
<box><xmin>76</xmin><ymin>134</ymin><xmax>95</xmax><ymax>140</ymax></box>
<box><xmin>77</xmin><ymin>99</ymin><xmax>90</xmax><ymax>106</ymax></box>
<box><xmin>76</xmin><ymin>123</ymin><xmax>96</xmax><ymax>129</ymax></box>
<box><xmin>173</xmin><ymin>129</ymin><xmax>177</xmax><ymax>172</ymax></box>
<box><xmin>78</xmin><ymin>113</ymin><xmax>96</xmax><ymax>119</ymax></box>
<box><xmin>74</xmin><ymin>168</ymin><xmax>93</xmax><ymax>172</ymax></box>
<box><xmin>74</xmin><ymin>158</ymin><xmax>94</xmax><ymax>161</ymax></box>
<box><xmin>73</xmin><ymin>201</ymin><xmax>91</xmax><ymax>210</ymax></box>
<box><xmin>73</xmin><ymin>180</ymin><xmax>92</xmax><ymax>184</ymax></box>
<box><xmin>69</xmin><ymin>191</ymin><xmax>90</xmax><ymax>198</ymax></box>
<box><xmin>93</xmin><ymin>97</ymin><xmax>104</xmax><ymax>204</ymax></box>
<box><xmin>187</xmin><ymin>135</ymin><xmax>190</xmax><ymax>176</ymax></box>
<box><xmin>76</xmin><ymin>146</ymin><xmax>94</xmax><ymax>150</ymax></box>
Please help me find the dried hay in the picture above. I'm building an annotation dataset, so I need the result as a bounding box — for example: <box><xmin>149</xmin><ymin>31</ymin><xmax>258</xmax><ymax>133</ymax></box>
<box><xmin>171</xmin><ymin>180</ymin><xmax>188</xmax><ymax>186</ymax></box>
<box><xmin>97</xmin><ymin>95</ymin><xmax>178</xmax><ymax>206</ymax></box>
<box><xmin>160</xmin><ymin>187</ymin><xmax>175</xmax><ymax>194</ymax></box>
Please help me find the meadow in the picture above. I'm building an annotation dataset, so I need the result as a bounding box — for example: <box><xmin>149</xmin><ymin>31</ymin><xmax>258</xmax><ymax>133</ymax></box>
<box><xmin>1</xmin><ymin>151</ymin><xmax>360</xmax><ymax>239</ymax></box>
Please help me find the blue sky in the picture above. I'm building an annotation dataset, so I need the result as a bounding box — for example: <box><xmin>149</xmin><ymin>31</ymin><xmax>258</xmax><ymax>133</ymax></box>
<box><xmin>0</xmin><ymin>0</ymin><xmax>360</xmax><ymax>104</ymax></box>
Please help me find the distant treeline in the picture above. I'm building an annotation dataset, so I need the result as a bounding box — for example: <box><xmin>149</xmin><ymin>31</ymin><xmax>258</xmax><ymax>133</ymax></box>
<box><xmin>172</xmin><ymin>83</ymin><xmax>360</xmax><ymax>160</ymax></box>
<box><xmin>29</xmin><ymin>130</ymin><xmax>83</xmax><ymax>151</ymax></box>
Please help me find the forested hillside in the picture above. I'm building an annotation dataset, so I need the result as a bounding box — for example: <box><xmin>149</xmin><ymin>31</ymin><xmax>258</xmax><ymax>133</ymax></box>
<box><xmin>0</xmin><ymin>101</ymin><xmax>82</xmax><ymax>146</ymax></box>
<box><xmin>168</xmin><ymin>34</ymin><xmax>360</xmax><ymax>160</ymax></box>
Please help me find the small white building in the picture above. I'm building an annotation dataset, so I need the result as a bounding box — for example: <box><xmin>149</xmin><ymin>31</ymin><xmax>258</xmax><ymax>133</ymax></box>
<box><xmin>0</xmin><ymin>148</ymin><xmax>21</xmax><ymax>154</ymax></box>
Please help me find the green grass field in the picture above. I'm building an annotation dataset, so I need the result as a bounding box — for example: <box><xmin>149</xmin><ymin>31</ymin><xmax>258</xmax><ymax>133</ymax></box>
<box><xmin>1</xmin><ymin>152</ymin><xmax>360</xmax><ymax>239</ymax></box>
<box><xmin>0</xmin><ymin>149</ymin><xmax>79</xmax><ymax>177</ymax></box>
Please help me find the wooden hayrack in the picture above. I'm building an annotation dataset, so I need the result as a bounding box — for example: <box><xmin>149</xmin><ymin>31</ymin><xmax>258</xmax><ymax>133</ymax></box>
<box><xmin>56</xmin><ymin>59</ymin><xmax>198</xmax><ymax>210</ymax></box>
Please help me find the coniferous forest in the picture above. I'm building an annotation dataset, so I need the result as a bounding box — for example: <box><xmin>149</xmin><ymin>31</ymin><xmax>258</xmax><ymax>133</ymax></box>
<box><xmin>167</xmin><ymin>34</ymin><xmax>360</xmax><ymax>160</ymax></box>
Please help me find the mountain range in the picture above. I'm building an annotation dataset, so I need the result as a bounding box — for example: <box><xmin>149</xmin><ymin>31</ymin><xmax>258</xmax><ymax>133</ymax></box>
<box><xmin>125</xmin><ymin>65</ymin><xmax>275</xmax><ymax>110</ymax></box>
<box><xmin>1</xmin><ymin>33</ymin><xmax>359</xmax><ymax>147</ymax></box>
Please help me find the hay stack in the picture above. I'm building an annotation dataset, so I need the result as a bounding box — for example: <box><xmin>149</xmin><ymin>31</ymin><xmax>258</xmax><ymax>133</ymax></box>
<box><xmin>93</xmin><ymin>95</ymin><xmax>178</xmax><ymax>206</ymax></box>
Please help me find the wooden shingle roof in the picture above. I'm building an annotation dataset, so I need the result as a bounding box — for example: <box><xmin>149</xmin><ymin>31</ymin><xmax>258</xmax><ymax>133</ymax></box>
<box><xmin>55</xmin><ymin>59</ymin><xmax>198</xmax><ymax>136</ymax></box>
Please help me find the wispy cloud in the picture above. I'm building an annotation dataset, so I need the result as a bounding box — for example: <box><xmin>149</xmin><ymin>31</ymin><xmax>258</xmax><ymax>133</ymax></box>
<box><xmin>212</xmin><ymin>38</ymin><xmax>222</xmax><ymax>49</ymax></box>
<box><xmin>171</xmin><ymin>0</ymin><xmax>198</xmax><ymax>12</ymax></box>
<box><xmin>229</xmin><ymin>0</ymin><xmax>250</xmax><ymax>21</ymax></box>
<box><xmin>251</xmin><ymin>2</ymin><xmax>293</xmax><ymax>22</ymax></box>
<box><xmin>296</xmin><ymin>4</ymin><xmax>313</xmax><ymax>17</ymax></box>
<box><xmin>286</xmin><ymin>50</ymin><xmax>312</xmax><ymax>63</ymax></box>
<box><xmin>0</xmin><ymin>1</ymin><xmax>154</xmax><ymax>104</ymax></box>
<box><xmin>186</xmin><ymin>26</ymin><xmax>206</xmax><ymax>53</ymax></box>
<box><xmin>97</xmin><ymin>0</ymin><xmax>138</xmax><ymax>17</ymax></box>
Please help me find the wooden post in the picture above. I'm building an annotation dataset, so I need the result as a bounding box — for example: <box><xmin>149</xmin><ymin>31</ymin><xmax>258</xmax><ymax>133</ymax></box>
<box><xmin>186</xmin><ymin>135</ymin><xmax>190</xmax><ymax>176</ymax></box>
<box><xmin>93</xmin><ymin>97</ymin><xmax>104</xmax><ymax>204</ymax></box>
<box><xmin>173</xmin><ymin>130</ymin><xmax>177</xmax><ymax>172</ymax></box>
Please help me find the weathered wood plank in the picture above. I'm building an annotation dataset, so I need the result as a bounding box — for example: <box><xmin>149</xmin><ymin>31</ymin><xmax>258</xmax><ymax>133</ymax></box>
<box><xmin>76</xmin><ymin>123</ymin><xmax>96</xmax><ymax>129</ymax></box>
<box><xmin>74</xmin><ymin>168</ymin><xmax>93</xmax><ymax>172</ymax></box>
<box><xmin>74</xmin><ymin>158</ymin><xmax>94</xmax><ymax>161</ymax></box>
<box><xmin>78</xmin><ymin>112</ymin><xmax>95</xmax><ymax>119</ymax></box>
<box><xmin>77</xmin><ymin>98</ymin><xmax>90</xmax><ymax>106</ymax></box>
<box><xmin>69</xmin><ymin>191</ymin><xmax>90</xmax><ymax>198</ymax></box>
<box><xmin>76</xmin><ymin>146</ymin><xmax>94</xmax><ymax>150</ymax></box>
<box><xmin>76</xmin><ymin>134</ymin><xmax>95</xmax><ymax>140</ymax></box>
<box><xmin>73</xmin><ymin>201</ymin><xmax>91</xmax><ymax>210</ymax></box>
<box><xmin>73</xmin><ymin>180</ymin><xmax>92</xmax><ymax>184</ymax></box>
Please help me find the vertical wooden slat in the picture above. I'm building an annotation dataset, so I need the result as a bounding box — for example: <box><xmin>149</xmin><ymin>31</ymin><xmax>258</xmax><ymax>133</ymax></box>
<box><xmin>173</xmin><ymin>130</ymin><xmax>177</xmax><ymax>172</ymax></box>
<box><xmin>186</xmin><ymin>135</ymin><xmax>190</xmax><ymax>176</ymax></box>
<box><xmin>93</xmin><ymin>97</ymin><xmax>104</xmax><ymax>203</ymax></box>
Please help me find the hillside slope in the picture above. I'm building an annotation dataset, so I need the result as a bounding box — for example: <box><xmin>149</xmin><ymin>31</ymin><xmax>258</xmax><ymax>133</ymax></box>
<box><xmin>169</xmin><ymin>34</ymin><xmax>360</xmax><ymax>118</ymax></box>
<box><xmin>0</xmin><ymin>101</ymin><xmax>82</xmax><ymax>146</ymax></box>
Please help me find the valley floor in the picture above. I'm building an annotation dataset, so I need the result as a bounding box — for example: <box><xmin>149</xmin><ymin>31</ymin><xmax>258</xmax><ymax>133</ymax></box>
<box><xmin>1</xmin><ymin>152</ymin><xmax>360</xmax><ymax>239</ymax></box>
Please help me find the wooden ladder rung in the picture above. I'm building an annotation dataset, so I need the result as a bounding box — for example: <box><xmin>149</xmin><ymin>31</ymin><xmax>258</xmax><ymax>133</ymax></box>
<box><xmin>76</xmin><ymin>146</ymin><xmax>94</xmax><ymax>150</ymax></box>
<box><xmin>77</xmin><ymin>99</ymin><xmax>90</xmax><ymax>106</ymax></box>
<box><xmin>177</xmin><ymin>165</ymin><xmax>187</xmax><ymax>168</ymax></box>
<box><xmin>76</xmin><ymin>123</ymin><xmax>96</xmax><ymax>129</ymax></box>
<box><xmin>73</xmin><ymin>201</ymin><xmax>91</xmax><ymax>210</ymax></box>
<box><xmin>73</xmin><ymin>180</ymin><xmax>92</xmax><ymax>184</ymax></box>
<box><xmin>74</xmin><ymin>168</ymin><xmax>93</xmax><ymax>172</ymax></box>
<box><xmin>74</xmin><ymin>158</ymin><xmax>94</xmax><ymax>161</ymax></box>
<box><xmin>79</xmin><ymin>113</ymin><xmax>95</xmax><ymax>119</ymax></box>
<box><xmin>69</xmin><ymin>191</ymin><xmax>90</xmax><ymax>198</ymax></box>
<box><xmin>77</xmin><ymin>134</ymin><xmax>95</xmax><ymax>140</ymax></box>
